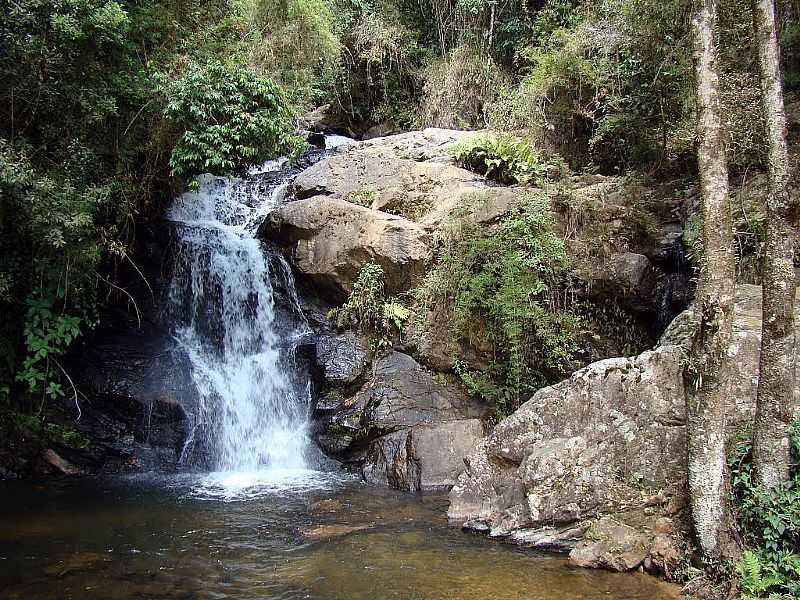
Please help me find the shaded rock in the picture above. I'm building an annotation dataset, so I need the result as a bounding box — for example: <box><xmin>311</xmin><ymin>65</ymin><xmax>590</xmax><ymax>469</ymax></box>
<box><xmin>585</xmin><ymin>252</ymin><xmax>657</xmax><ymax>313</ymax></box>
<box><xmin>362</xmin><ymin>419</ymin><xmax>485</xmax><ymax>492</ymax></box>
<box><xmin>315</xmin><ymin>332</ymin><xmax>370</xmax><ymax>387</ymax></box>
<box><xmin>261</xmin><ymin>197</ymin><xmax>429</xmax><ymax>299</ymax></box>
<box><xmin>356</xmin><ymin>352</ymin><xmax>485</xmax><ymax>433</ymax></box>
<box><xmin>448</xmin><ymin>285</ymin><xmax>800</xmax><ymax>570</ymax></box>
<box><xmin>569</xmin><ymin>517</ymin><xmax>650</xmax><ymax>571</ymax></box>
<box><xmin>40</xmin><ymin>449</ymin><xmax>86</xmax><ymax>476</ymax></box>
<box><xmin>317</xmin><ymin>351</ymin><xmax>487</xmax><ymax>491</ymax></box>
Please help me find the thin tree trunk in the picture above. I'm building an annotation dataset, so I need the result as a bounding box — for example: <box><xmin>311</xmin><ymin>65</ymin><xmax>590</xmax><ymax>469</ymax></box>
<box><xmin>687</xmin><ymin>0</ymin><xmax>738</xmax><ymax>559</ymax></box>
<box><xmin>752</xmin><ymin>0</ymin><xmax>798</xmax><ymax>489</ymax></box>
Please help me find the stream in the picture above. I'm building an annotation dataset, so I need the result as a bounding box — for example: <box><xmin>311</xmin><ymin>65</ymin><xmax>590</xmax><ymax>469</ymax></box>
<box><xmin>0</xmin><ymin>475</ymin><xmax>680</xmax><ymax>600</ymax></box>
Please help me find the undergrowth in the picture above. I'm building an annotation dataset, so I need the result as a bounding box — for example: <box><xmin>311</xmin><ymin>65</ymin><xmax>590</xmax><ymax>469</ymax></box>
<box><xmin>413</xmin><ymin>190</ymin><xmax>581</xmax><ymax>416</ymax></box>
<box><xmin>328</xmin><ymin>263</ymin><xmax>410</xmax><ymax>352</ymax></box>
<box><xmin>451</xmin><ymin>134</ymin><xmax>568</xmax><ymax>186</ymax></box>
<box><xmin>729</xmin><ymin>421</ymin><xmax>800</xmax><ymax>599</ymax></box>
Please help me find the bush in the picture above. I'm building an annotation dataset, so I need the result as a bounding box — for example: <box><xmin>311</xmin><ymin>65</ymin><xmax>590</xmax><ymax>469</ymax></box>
<box><xmin>729</xmin><ymin>422</ymin><xmax>800</xmax><ymax>599</ymax></box>
<box><xmin>162</xmin><ymin>60</ymin><xmax>305</xmax><ymax>177</ymax></box>
<box><xmin>329</xmin><ymin>263</ymin><xmax>410</xmax><ymax>350</ymax></box>
<box><xmin>451</xmin><ymin>134</ymin><xmax>567</xmax><ymax>185</ymax></box>
<box><xmin>414</xmin><ymin>191</ymin><xmax>581</xmax><ymax>415</ymax></box>
<box><xmin>419</xmin><ymin>46</ymin><xmax>508</xmax><ymax>129</ymax></box>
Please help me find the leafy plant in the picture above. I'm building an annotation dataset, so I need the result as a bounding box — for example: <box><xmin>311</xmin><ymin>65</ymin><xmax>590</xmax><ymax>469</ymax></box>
<box><xmin>329</xmin><ymin>263</ymin><xmax>410</xmax><ymax>349</ymax></box>
<box><xmin>451</xmin><ymin>134</ymin><xmax>567</xmax><ymax>185</ymax></box>
<box><xmin>16</xmin><ymin>296</ymin><xmax>83</xmax><ymax>402</ymax></box>
<box><xmin>414</xmin><ymin>191</ymin><xmax>581</xmax><ymax>415</ymax></box>
<box><xmin>162</xmin><ymin>60</ymin><xmax>305</xmax><ymax>178</ymax></box>
<box><xmin>346</xmin><ymin>188</ymin><xmax>378</xmax><ymax>208</ymax></box>
<box><xmin>729</xmin><ymin>421</ymin><xmax>800</xmax><ymax>598</ymax></box>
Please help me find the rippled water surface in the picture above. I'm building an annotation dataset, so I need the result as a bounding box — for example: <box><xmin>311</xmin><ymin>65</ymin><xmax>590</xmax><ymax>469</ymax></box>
<box><xmin>0</xmin><ymin>475</ymin><xmax>680</xmax><ymax>600</ymax></box>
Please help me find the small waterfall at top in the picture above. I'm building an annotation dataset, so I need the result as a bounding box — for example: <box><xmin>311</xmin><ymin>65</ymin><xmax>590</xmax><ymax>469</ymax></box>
<box><xmin>164</xmin><ymin>144</ymin><xmax>347</xmax><ymax>495</ymax></box>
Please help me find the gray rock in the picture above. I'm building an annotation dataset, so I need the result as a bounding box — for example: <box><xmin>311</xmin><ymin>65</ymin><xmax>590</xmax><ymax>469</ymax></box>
<box><xmin>357</xmin><ymin>352</ymin><xmax>485</xmax><ymax>433</ymax></box>
<box><xmin>569</xmin><ymin>518</ymin><xmax>651</xmax><ymax>571</ymax></box>
<box><xmin>315</xmin><ymin>332</ymin><xmax>370</xmax><ymax>387</ymax></box>
<box><xmin>448</xmin><ymin>285</ymin><xmax>800</xmax><ymax>572</ymax></box>
<box><xmin>362</xmin><ymin>419</ymin><xmax>485</xmax><ymax>492</ymax></box>
<box><xmin>317</xmin><ymin>351</ymin><xmax>487</xmax><ymax>491</ymax></box>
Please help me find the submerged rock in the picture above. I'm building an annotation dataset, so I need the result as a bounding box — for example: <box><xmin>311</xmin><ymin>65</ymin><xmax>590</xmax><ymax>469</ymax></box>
<box><xmin>448</xmin><ymin>285</ymin><xmax>800</xmax><ymax>573</ymax></box>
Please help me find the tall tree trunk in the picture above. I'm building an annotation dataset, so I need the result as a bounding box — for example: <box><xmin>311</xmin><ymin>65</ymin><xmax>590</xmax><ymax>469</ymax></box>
<box><xmin>687</xmin><ymin>0</ymin><xmax>738</xmax><ymax>559</ymax></box>
<box><xmin>752</xmin><ymin>0</ymin><xmax>798</xmax><ymax>489</ymax></box>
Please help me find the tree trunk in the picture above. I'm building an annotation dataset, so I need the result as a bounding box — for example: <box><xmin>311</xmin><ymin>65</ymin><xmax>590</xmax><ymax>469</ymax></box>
<box><xmin>752</xmin><ymin>0</ymin><xmax>798</xmax><ymax>489</ymax></box>
<box><xmin>687</xmin><ymin>0</ymin><xmax>738</xmax><ymax>559</ymax></box>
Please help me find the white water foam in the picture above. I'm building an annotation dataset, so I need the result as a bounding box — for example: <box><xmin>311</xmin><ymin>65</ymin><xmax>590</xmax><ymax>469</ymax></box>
<box><xmin>167</xmin><ymin>167</ymin><xmax>321</xmax><ymax>496</ymax></box>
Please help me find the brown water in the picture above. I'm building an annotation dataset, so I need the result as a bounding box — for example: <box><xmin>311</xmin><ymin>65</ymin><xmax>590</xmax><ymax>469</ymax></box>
<box><xmin>0</xmin><ymin>474</ymin><xmax>680</xmax><ymax>600</ymax></box>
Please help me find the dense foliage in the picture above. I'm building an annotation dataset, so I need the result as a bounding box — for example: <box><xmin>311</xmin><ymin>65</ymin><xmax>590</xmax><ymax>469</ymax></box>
<box><xmin>329</xmin><ymin>263</ymin><xmax>410</xmax><ymax>350</ymax></box>
<box><xmin>730</xmin><ymin>422</ymin><xmax>800</xmax><ymax>599</ymax></box>
<box><xmin>414</xmin><ymin>191</ymin><xmax>581</xmax><ymax>415</ymax></box>
<box><xmin>163</xmin><ymin>61</ymin><xmax>303</xmax><ymax>177</ymax></box>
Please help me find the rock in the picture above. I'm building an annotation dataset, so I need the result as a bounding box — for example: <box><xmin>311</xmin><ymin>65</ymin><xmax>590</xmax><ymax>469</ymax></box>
<box><xmin>448</xmin><ymin>285</ymin><xmax>800</xmax><ymax>570</ymax></box>
<box><xmin>303</xmin><ymin>523</ymin><xmax>371</xmax><ymax>540</ymax></box>
<box><xmin>569</xmin><ymin>518</ymin><xmax>650</xmax><ymax>571</ymax></box>
<box><xmin>587</xmin><ymin>252</ymin><xmax>657</xmax><ymax>313</ymax></box>
<box><xmin>315</xmin><ymin>332</ymin><xmax>370</xmax><ymax>387</ymax></box>
<box><xmin>40</xmin><ymin>449</ymin><xmax>85</xmax><ymax>476</ymax></box>
<box><xmin>261</xmin><ymin>197</ymin><xmax>430</xmax><ymax>299</ymax></box>
<box><xmin>362</xmin><ymin>419</ymin><xmax>485</xmax><ymax>492</ymax></box>
<box><xmin>355</xmin><ymin>352</ymin><xmax>485</xmax><ymax>433</ymax></box>
<box><xmin>316</xmin><ymin>351</ymin><xmax>487</xmax><ymax>491</ymax></box>
<box><xmin>44</xmin><ymin>552</ymin><xmax>109</xmax><ymax>577</ymax></box>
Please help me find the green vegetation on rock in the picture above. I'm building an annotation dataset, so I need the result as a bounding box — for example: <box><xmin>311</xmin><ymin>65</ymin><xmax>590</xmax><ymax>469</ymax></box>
<box><xmin>415</xmin><ymin>191</ymin><xmax>581</xmax><ymax>415</ymax></box>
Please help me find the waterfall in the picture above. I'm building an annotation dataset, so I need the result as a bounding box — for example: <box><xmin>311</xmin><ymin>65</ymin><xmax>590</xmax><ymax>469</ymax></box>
<box><xmin>166</xmin><ymin>159</ymin><xmax>315</xmax><ymax>482</ymax></box>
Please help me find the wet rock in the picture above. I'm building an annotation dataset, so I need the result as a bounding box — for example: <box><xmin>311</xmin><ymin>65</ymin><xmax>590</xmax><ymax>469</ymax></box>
<box><xmin>569</xmin><ymin>518</ymin><xmax>650</xmax><ymax>571</ymax></box>
<box><xmin>68</xmin><ymin>330</ymin><xmax>192</xmax><ymax>472</ymax></box>
<box><xmin>315</xmin><ymin>332</ymin><xmax>370</xmax><ymax>387</ymax></box>
<box><xmin>44</xmin><ymin>552</ymin><xmax>109</xmax><ymax>577</ymax></box>
<box><xmin>40</xmin><ymin>449</ymin><xmax>85</xmax><ymax>476</ymax></box>
<box><xmin>303</xmin><ymin>523</ymin><xmax>371</xmax><ymax>541</ymax></box>
<box><xmin>448</xmin><ymin>285</ymin><xmax>800</xmax><ymax>569</ymax></box>
<box><xmin>261</xmin><ymin>197</ymin><xmax>429</xmax><ymax>299</ymax></box>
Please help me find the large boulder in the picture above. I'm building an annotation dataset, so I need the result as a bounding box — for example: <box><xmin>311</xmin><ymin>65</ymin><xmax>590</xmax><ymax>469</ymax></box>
<box><xmin>260</xmin><ymin>197</ymin><xmax>430</xmax><ymax>299</ymax></box>
<box><xmin>316</xmin><ymin>351</ymin><xmax>488</xmax><ymax>491</ymax></box>
<box><xmin>448</xmin><ymin>285</ymin><xmax>800</xmax><ymax>573</ymax></box>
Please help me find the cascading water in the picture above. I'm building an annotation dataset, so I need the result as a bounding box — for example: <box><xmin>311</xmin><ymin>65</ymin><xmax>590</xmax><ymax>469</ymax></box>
<box><xmin>165</xmin><ymin>154</ymin><xmax>331</xmax><ymax>495</ymax></box>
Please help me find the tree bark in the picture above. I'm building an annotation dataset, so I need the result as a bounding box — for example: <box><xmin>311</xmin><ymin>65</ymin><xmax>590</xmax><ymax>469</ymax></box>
<box><xmin>751</xmin><ymin>0</ymin><xmax>798</xmax><ymax>489</ymax></box>
<box><xmin>687</xmin><ymin>0</ymin><xmax>738</xmax><ymax>559</ymax></box>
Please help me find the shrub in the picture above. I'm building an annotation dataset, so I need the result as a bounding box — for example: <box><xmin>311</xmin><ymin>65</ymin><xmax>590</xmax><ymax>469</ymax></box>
<box><xmin>162</xmin><ymin>60</ymin><xmax>305</xmax><ymax>178</ymax></box>
<box><xmin>729</xmin><ymin>421</ymin><xmax>800</xmax><ymax>599</ymax></box>
<box><xmin>419</xmin><ymin>46</ymin><xmax>508</xmax><ymax>129</ymax></box>
<box><xmin>451</xmin><ymin>134</ymin><xmax>567</xmax><ymax>185</ymax></box>
<box><xmin>329</xmin><ymin>263</ymin><xmax>410</xmax><ymax>349</ymax></box>
<box><xmin>414</xmin><ymin>191</ymin><xmax>581</xmax><ymax>415</ymax></box>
